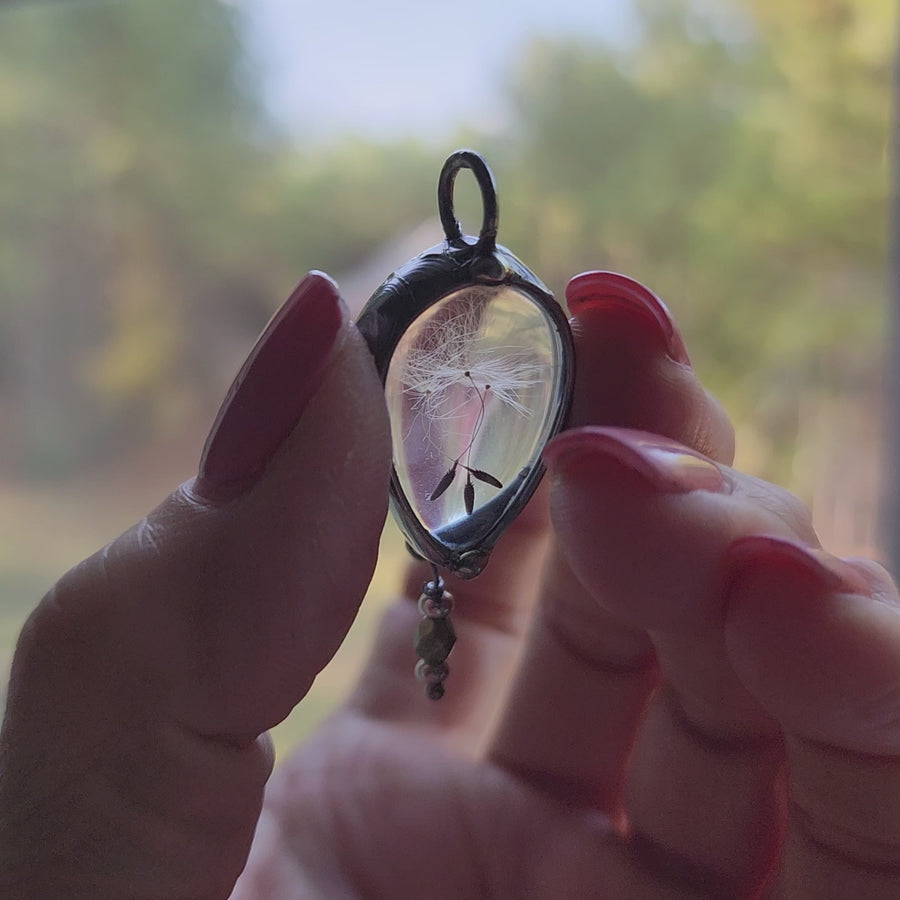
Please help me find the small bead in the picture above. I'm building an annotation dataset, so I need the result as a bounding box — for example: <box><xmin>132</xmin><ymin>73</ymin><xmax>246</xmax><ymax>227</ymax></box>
<box><xmin>414</xmin><ymin>615</ymin><xmax>457</xmax><ymax>666</ymax></box>
<box><xmin>418</xmin><ymin>589</ymin><xmax>454</xmax><ymax>618</ymax></box>
<box><xmin>415</xmin><ymin>660</ymin><xmax>449</xmax><ymax>684</ymax></box>
<box><xmin>426</xmin><ymin>681</ymin><xmax>446</xmax><ymax>701</ymax></box>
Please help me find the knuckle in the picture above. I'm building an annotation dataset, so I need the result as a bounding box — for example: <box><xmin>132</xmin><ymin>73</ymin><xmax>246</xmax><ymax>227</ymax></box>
<box><xmin>741</xmin><ymin>475</ymin><xmax>816</xmax><ymax>541</ymax></box>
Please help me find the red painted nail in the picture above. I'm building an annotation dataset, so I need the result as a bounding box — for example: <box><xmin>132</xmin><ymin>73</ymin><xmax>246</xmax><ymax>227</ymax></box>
<box><xmin>196</xmin><ymin>272</ymin><xmax>345</xmax><ymax>498</ymax></box>
<box><xmin>726</xmin><ymin>535</ymin><xmax>870</xmax><ymax>595</ymax></box>
<box><xmin>565</xmin><ymin>271</ymin><xmax>690</xmax><ymax>365</ymax></box>
<box><xmin>544</xmin><ymin>426</ymin><xmax>724</xmax><ymax>494</ymax></box>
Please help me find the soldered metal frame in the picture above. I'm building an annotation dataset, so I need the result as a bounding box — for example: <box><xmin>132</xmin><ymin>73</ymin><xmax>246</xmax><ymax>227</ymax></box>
<box><xmin>356</xmin><ymin>149</ymin><xmax>575</xmax><ymax>579</ymax></box>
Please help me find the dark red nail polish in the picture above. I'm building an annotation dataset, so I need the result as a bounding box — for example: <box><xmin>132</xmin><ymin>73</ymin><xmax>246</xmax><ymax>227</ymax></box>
<box><xmin>196</xmin><ymin>271</ymin><xmax>345</xmax><ymax>498</ymax></box>
<box><xmin>544</xmin><ymin>426</ymin><xmax>724</xmax><ymax>494</ymax></box>
<box><xmin>726</xmin><ymin>535</ymin><xmax>870</xmax><ymax>595</ymax></box>
<box><xmin>565</xmin><ymin>271</ymin><xmax>690</xmax><ymax>365</ymax></box>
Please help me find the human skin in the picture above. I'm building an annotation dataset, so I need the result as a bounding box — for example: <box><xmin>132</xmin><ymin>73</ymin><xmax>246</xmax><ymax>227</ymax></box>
<box><xmin>0</xmin><ymin>270</ymin><xmax>898</xmax><ymax>898</ymax></box>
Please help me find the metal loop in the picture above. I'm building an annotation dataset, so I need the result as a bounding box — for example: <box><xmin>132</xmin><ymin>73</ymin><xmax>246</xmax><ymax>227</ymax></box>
<box><xmin>437</xmin><ymin>149</ymin><xmax>498</xmax><ymax>254</ymax></box>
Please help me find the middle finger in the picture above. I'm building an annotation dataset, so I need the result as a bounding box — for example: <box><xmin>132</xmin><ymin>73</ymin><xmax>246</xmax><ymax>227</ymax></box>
<box><xmin>498</xmin><ymin>426</ymin><xmax>819</xmax><ymax>893</ymax></box>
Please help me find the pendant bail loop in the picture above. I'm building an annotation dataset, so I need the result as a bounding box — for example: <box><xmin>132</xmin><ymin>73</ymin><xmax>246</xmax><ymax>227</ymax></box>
<box><xmin>437</xmin><ymin>149</ymin><xmax>499</xmax><ymax>255</ymax></box>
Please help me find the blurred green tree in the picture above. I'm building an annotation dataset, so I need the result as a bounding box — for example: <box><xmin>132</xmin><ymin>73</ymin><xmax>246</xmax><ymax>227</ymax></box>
<box><xmin>0</xmin><ymin>0</ymin><xmax>889</xmax><ymax>489</ymax></box>
<box><xmin>0</xmin><ymin>0</ymin><xmax>441</xmax><ymax>475</ymax></box>
<box><xmin>0</xmin><ymin>0</ymin><xmax>272</xmax><ymax>473</ymax></box>
<box><xmin>493</xmin><ymin>0</ymin><xmax>891</xmax><ymax>477</ymax></box>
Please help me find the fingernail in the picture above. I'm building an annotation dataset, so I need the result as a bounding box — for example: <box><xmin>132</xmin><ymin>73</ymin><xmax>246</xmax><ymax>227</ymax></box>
<box><xmin>197</xmin><ymin>272</ymin><xmax>345</xmax><ymax>498</ymax></box>
<box><xmin>726</xmin><ymin>535</ymin><xmax>870</xmax><ymax>595</ymax></box>
<box><xmin>544</xmin><ymin>426</ymin><xmax>724</xmax><ymax>493</ymax></box>
<box><xmin>565</xmin><ymin>271</ymin><xmax>690</xmax><ymax>365</ymax></box>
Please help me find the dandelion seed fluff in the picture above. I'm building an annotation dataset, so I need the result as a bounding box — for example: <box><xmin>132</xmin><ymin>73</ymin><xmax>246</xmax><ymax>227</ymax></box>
<box><xmin>401</xmin><ymin>289</ymin><xmax>547</xmax><ymax>427</ymax></box>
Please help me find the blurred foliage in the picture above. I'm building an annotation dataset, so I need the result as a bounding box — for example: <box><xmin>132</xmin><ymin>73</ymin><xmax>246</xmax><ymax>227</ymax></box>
<box><xmin>0</xmin><ymin>0</ymin><xmax>438</xmax><ymax>475</ymax></box>
<box><xmin>497</xmin><ymin>0</ymin><xmax>890</xmax><ymax>474</ymax></box>
<box><xmin>0</xmin><ymin>0</ymin><xmax>891</xmax><ymax>484</ymax></box>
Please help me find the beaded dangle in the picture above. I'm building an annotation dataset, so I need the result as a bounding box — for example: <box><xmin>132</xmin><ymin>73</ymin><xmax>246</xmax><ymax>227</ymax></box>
<box><xmin>413</xmin><ymin>568</ymin><xmax>455</xmax><ymax>701</ymax></box>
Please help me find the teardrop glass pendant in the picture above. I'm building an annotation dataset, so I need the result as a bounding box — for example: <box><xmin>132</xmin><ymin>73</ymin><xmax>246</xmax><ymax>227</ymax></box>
<box><xmin>386</xmin><ymin>282</ymin><xmax>565</xmax><ymax>573</ymax></box>
<box><xmin>356</xmin><ymin>150</ymin><xmax>574</xmax><ymax>697</ymax></box>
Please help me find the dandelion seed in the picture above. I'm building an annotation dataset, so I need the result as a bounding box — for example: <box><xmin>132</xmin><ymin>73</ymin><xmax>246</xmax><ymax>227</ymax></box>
<box><xmin>397</xmin><ymin>287</ymin><xmax>546</xmax><ymax>514</ymax></box>
<box><xmin>465</xmin><ymin>467</ymin><xmax>503</xmax><ymax>488</ymax></box>
<box><xmin>464</xmin><ymin>477</ymin><xmax>475</xmax><ymax>515</ymax></box>
<box><xmin>401</xmin><ymin>290</ymin><xmax>545</xmax><ymax>427</ymax></box>
<box><xmin>429</xmin><ymin>461</ymin><xmax>458</xmax><ymax>501</ymax></box>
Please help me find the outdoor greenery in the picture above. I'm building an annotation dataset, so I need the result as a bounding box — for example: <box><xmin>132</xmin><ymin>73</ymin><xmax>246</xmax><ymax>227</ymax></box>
<box><xmin>0</xmin><ymin>0</ymin><xmax>891</xmax><ymax>474</ymax></box>
<box><xmin>0</xmin><ymin>0</ymin><xmax>892</xmax><ymax>744</ymax></box>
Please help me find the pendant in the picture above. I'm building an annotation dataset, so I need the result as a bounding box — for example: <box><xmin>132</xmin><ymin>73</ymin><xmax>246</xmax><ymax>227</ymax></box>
<box><xmin>356</xmin><ymin>150</ymin><xmax>575</xmax><ymax>698</ymax></box>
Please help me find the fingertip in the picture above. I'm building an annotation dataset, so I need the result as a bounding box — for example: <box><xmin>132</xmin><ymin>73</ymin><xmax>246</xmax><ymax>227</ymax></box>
<box><xmin>699</xmin><ymin>389</ymin><xmax>736</xmax><ymax>465</ymax></box>
<box><xmin>841</xmin><ymin>556</ymin><xmax>900</xmax><ymax>606</ymax></box>
<box><xmin>197</xmin><ymin>272</ymin><xmax>348</xmax><ymax>501</ymax></box>
<box><xmin>724</xmin><ymin>536</ymin><xmax>900</xmax><ymax>754</ymax></box>
<box><xmin>563</xmin><ymin>272</ymin><xmax>735</xmax><ymax>462</ymax></box>
<box><xmin>565</xmin><ymin>271</ymin><xmax>690</xmax><ymax>366</ymax></box>
<box><xmin>544</xmin><ymin>427</ymin><xmax>727</xmax><ymax>496</ymax></box>
<box><xmin>725</xmin><ymin>535</ymin><xmax>870</xmax><ymax>596</ymax></box>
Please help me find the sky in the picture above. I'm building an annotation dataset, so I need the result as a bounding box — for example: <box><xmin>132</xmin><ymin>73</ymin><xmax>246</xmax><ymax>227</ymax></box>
<box><xmin>239</xmin><ymin>0</ymin><xmax>636</xmax><ymax>140</ymax></box>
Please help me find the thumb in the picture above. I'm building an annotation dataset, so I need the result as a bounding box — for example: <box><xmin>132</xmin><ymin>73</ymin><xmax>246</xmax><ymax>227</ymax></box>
<box><xmin>28</xmin><ymin>271</ymin><xmax>390</xmax><ymax>735</ymax></box>
<box><xmin>0</xmin><ymin>273</ymin><xmax>390</xmax><ymax>893</ymax></box>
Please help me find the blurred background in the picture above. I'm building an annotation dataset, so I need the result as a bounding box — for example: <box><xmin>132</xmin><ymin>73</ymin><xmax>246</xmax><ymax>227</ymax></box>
<box><xmin>0</xmin><ymin>0</ymin><xmax>892</xmax><ymax>752</ymax></box>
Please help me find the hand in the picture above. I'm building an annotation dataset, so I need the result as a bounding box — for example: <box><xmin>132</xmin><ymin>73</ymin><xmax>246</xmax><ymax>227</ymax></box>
<box><xmin>0</xmin><ymin>271</ymin><xmax>896</xmax><ymax>899</ymax></box>
<box><xmin>0</xmin><ymin>273</ymin><xmax>392</xmax><ymax>898</ymax></box>
<box><xmin>236</xmin><ymin>272</ymin><xmax>900</xmax><ymax>898</ymax></box>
